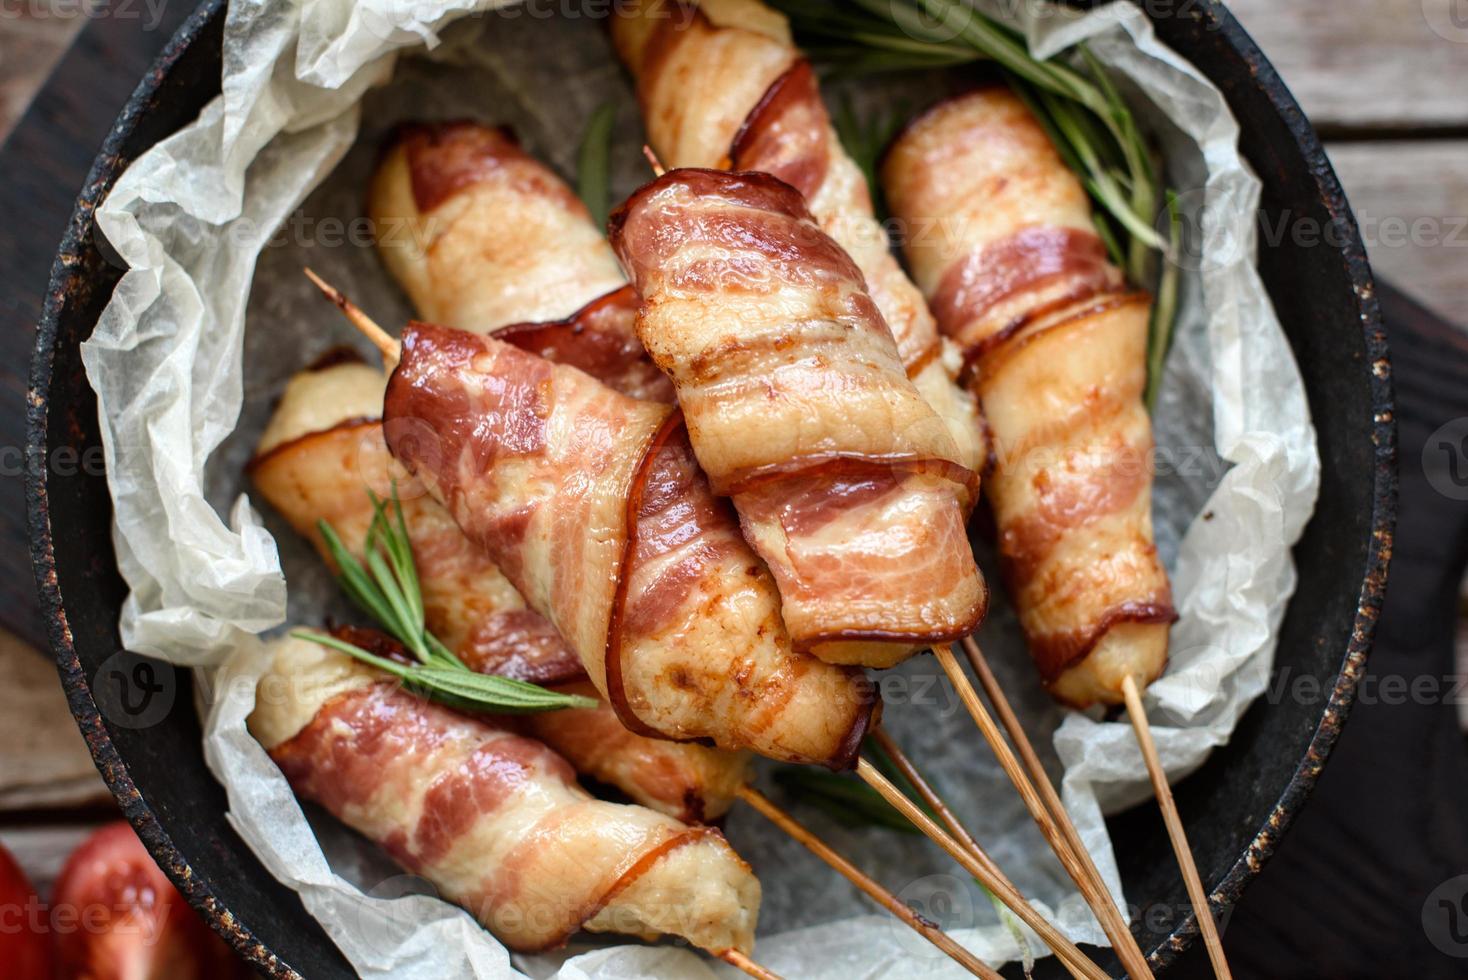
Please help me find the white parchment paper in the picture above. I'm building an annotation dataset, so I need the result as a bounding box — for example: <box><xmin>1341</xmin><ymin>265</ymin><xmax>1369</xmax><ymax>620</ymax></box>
<box><xmin>82</xmin><ymin>1</ymin><xmax>1320</xmax><ymax>976</ymax></box>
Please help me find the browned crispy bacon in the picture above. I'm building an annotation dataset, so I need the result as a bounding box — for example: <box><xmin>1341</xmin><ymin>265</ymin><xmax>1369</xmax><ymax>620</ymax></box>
<box><xmin>369</xmin><ymin>121</ymin><xmax>627</xmax><ymax>330</ymax></box>
<box><xmin>249</xmin><ymin>636</ymin><xmax>760</xmax><ymax>954</ymax></box>
<box><xmin>610</xmin><ymin>167</ymin><xmax>987</xmax><ymax>667</ymax></box>
<box><xmin>612</xmin><ymin>0</ymin><xmax>987</xmax><ymax>476</ymax></box>
<box><xmin>492</xmin><ymin>286</ymin><xmax>674</xmax><ymax>403</ymax></box>
<box><xmin>882</xmin><ymin>89</ymin><xmax>1175</xmax><ymax>706</ymax></box>
<box><xmin>383</xmin><ymin>323</ymin><xmax>876</xmax><ymax>765</ymax></box>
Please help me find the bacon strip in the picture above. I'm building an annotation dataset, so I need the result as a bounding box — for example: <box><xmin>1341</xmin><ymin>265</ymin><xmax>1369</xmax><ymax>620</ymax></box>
<box><xmin>611</xmin><ymin>0</ymin><xmax>986</xmax><ymax>477</ymax></box>
<box><xmin>252</xmin><ymin>358</ymin><xmax>752</xmax><ymax>819</ymax></box>
<box><xmin>369</xmin><ymin>121</ymin><xmax>627</xmax><ymax>330</ymax></box>
<box><xmin>610</xmin><ymin>168</ymin><xmax>987</xmax><ymax>667</ymax></box>
<box><xmin>249</xmin><ymin>636</ymin><xmax>759</xmax><ymax>954</ymax></box>
<box><xmin>492</xmin><ymin>286</ymin><xmax>674</xmax><ymax>404</ymax></box>
<box><xmin>383</xmin><ymin>324</ymin><xmax>876</xmax><ymax>766</ymax></box>
<box><xmin>882</xmin><ymin>89</ymin><xmax>1175</xmax><ymax>707</ymax></box>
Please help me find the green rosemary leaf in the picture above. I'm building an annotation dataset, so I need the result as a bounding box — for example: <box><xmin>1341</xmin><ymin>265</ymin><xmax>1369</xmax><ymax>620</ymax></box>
<box><xmin>317</xmin><ymin>519</ymin><xmax>398</xmax><ymax>631</ymax></box>
<box><xmin>781</xmin><ymin>0</ymin><xmax>1182</xmax><ymax>390</ymax></box>
<box><xmin>806</xmin><ymin>46</ymin><xmax>976</xmax><ymax>77</ymax></box>
<box><xmin>773</xmin><ymin>767</ymin><xmax>921</xmax><ymax>833</ymax></box>
<box><xmin>577</xmin><ymin>101</ymin><xmax>618</xmax><ymax>229</ymax></box>
<box><xmin>291</xmin><ymin>629</ymin><xmax>419</xmax><ymax>682</ymax></box>
<box><xmin>292</xmin><ymin>631</ymin><xmax>597</xmax><ymax>714</ymax></box>
<box><xmin>831</xmin><ymin>98</ymin><xmax>906</xmax><ymax>217</ymax></box>
<box><xmin>413</xmin><ymin>667</ymin><xmax>599</xmax><ymax>711</ymax></box>
<box><xmin>1145</xmin><ymin>190</ymin><xmax>1182</xmax><ymax>411</ymax></box>
<box><xmin>305</xmin><ymin>487</ymin><xmax>588</xmax><ymax>714</ymax></box>
<box><xmin>369</xmin><ymin>488</ymin><xmax>423</xmax><ymax>630</ymax></box>
<box><xmin>425</xmin><ymin>631</ymin><xmax>468</xmax><ymax>671</ymax></box>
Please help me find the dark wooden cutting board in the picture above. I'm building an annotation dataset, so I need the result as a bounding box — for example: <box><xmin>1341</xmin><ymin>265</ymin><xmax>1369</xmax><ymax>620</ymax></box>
<box><xmin>3</xmin><ymin>6</ymin><xmax>1467</xmax><ymax>976</ymax></box>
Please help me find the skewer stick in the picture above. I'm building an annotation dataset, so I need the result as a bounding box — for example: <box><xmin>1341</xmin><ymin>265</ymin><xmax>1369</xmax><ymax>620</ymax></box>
<box><xmin>958</xmin><ymin>637</ymin><xmax>1153</xmax><ymax>978</ymax></box>
<box><xmin>303</xmin><ymin>267</ymin><xmax>400</xmax><ymax>366</ymax></box>
<box><xmin>1121</xmin><ymin>675</ymin><xmax>1232</xmax><ymax>980</ymax></box>
<box><xmin>720</xmin><ymin>949</ymin><xmax>783</xmax><ymax>980</ymax></box>
<box><xmin>856</xmin><ymin>760</ymin><xmax>1107</xmax><ymax>980</ymax></box>
<box><xmin>642</xmin><ymin>144</ymin><xmax>667</xmax><ymax>177</ymax></box>
<box><xmin>933</xmin><ymin>646</ymin><xmax>1149</xmax><ymax>976</ymax></box>
<box><xmin>870</xmin><ymin>728</ymin><xmax>987</xmax><ymax>859</ymax></box>
<box><xmin>737</xmin><ymin>784</ymin><xmax>998</xmax><ymax>979</ymax></box>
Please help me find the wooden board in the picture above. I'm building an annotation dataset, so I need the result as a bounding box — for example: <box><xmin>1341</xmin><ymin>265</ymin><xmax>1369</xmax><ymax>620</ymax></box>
<box><xmin>1327</xmin><ymin>141</ymin><xmax>1468</xmax><ymax>328</ymax></box>
<box><xmin>0</xmin><ymin>629</ymin><xmax>108</xmax><ymax>812</ymax></box>
<box><xmin>1226</xmin><ymin>0</ymin><xmax>1468</xmax><ymax>130</ymax></box>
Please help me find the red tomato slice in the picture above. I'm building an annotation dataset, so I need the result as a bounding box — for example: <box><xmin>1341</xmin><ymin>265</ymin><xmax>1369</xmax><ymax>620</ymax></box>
<box><xmin>0</xmin><ymin>839</ymin><xmax>51</xmax><ymax>980</ymax></box>
<box><xmin>50</xmin><ymin>822</ymin><xmax>242</xmax><ymax>980</ymax></box>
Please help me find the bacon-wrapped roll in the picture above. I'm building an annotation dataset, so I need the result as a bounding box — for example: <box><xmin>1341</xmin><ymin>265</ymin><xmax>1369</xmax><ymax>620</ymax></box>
<box><xmin>249</xmin><ymin>635</ymin><xmax>759</xmax><ymax>954</ymax></box>
<box><xmin>611</xmin><ymin>0</ymin><xmax>986</xmax><ymax>475</ymax></box>
<box><xmin>252</xmin><ymin>359</ymin><xmax>582</xmax><ymax>685</ymax></box>
<box><xmin>384</xmin><ymin>323</ymin><xmax>875</xmax><ymax>765</ymax></box>
<box><xmin>251</xmin><ymin>359</ymin><xmax>750</xmax><ymax>820</ymax></box>
<box><xmin>882</xmin><ymin>89</ymin><xmax>1175</xmax><ymax>707</ymax></box>
<box><xmin>369</xmin><ymin>120</ymin><xmax>674</xmax><ymax>404</ymax></box>
<box><xmin>369</xmin><ymin>121</ymin><xmax>626</xmax><ymax>329</ymax></box>
<box><xmin>610</xmin><ymin>168</ymin><xmax>986</xmax><ymax>668</ymax></box>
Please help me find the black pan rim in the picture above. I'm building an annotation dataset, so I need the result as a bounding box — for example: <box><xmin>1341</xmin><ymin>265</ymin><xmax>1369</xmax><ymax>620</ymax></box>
<box><xmin>25</xmin><ymin>1</ymin><xmax>1397</xmax><ymax>976</ymax></box>
<box><xmin>1141</xmin><ymin>6</ymin><xmax>1397</xmax><ymax>969</ymax></box>
<box><xmin>24</xmin><ymin>1</ymin><xmax>296</xmax><ymax>976</ymax></box>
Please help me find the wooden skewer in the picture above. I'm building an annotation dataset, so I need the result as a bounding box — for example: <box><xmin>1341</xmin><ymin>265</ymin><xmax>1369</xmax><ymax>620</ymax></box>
<box><xmin>720</xmin><ymin>948</ymin><xmax>783</xmax><ymax>980</ymax></box>
<box><xmin>304</xmin><ymin>267</ymin><xmax>400</xmax><ymax>366</ymax></box>
<box><xmin>642</xmin><ymin>144</ymin><xmax>667</xmax><ymax>177</ymax></box>
<box><xmin>1121</xmin><ymin>675</ymin><xmax>1232</xmax><ymax>980</ymax></box>
<box><xmin>874</xmin><ymin>731</ymin><xmax>1145</xmax><ymax>979</ymax></box>
<box><xmin>933</xmin><ymin>645</ymin><xmax>1151</xmax><ymax>977</ymax></box>
<box><xmin>737</xmin><ymin>784</ymin><xmax>998</xmax><ymax>979</ymax></box>
<box><xmin>869</xmin><ymin>728</ymin><xmax>986</xmax><ymax>857</ymax></box>
<box><xmin>857</xmin><ymin>760</ymin><xmax>1108</xmax><ymax>980</ymax></box>
<box><xmin>956</xmin><ymin>637</ymin><xmax>1154</xmax><ymax>978</ymax></box>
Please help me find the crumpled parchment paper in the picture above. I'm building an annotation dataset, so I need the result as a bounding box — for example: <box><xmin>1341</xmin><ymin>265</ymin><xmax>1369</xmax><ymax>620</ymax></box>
<box><xmin>81</xmin><ymin>0</ymin><xmax>1320</xmax><ymax>976</ymax></box>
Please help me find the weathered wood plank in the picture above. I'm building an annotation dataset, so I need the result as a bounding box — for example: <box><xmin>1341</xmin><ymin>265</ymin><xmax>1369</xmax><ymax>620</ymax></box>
<box><xmin>0</xmin><ymin>10</ymin><xmax>81</xmax><ymax>142</ymax></box>
<box><xmin>0</xmin><ymin>629</ymin><xmax>109</xmax><ymax>812</ymax></box>
<box><xmin>1226</xmin><ymin>0</ymin><xmax>1468</xmax><ymax>129</ymax></box>
<box><xmin>1326</xmin><ymin>141</ymin><xmax>1468</xmax><ymax>328</ymax></box>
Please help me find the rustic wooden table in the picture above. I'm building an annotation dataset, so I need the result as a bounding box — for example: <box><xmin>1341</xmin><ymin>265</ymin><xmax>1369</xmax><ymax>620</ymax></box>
<box><xmin>0</xmin><ymin>1</ymin><xmax>1465</xmax><ymax>975</ymax></box>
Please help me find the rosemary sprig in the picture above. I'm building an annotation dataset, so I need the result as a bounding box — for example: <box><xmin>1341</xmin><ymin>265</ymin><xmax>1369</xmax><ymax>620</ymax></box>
<box><xmin>576</xmin><ymin>100</ymin><xmax>618</xmax><ymax>229</ymax></box>
<box><xmin>295</xmin><ymin>487</ymin><xmax>597</xmax><ymax>715</ymax></box>
<box><xmin>771</xmin><ymin>0</ymin><xmax>1178</xmax><ymax>405</ymax></box>
<box><xmin>779</xmin><ymin>737</ymin><xmax>1035</xmax><ymax>970</ymax></box>
<box><xmin>831</xmin><ymin>97</ymin><xmax>907</xmax><ymax>218</ymax></box>
<box><xmin>1146</xmin><ymin>191</ymin><xmax>1182</xmax><ymax>410</ymax></box>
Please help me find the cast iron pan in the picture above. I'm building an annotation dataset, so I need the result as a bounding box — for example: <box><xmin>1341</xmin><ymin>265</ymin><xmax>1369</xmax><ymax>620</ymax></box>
<box><xmin>26</xmin><ymin>1</ymin><xmax>1396</xmax><ymax>976</ymax></box>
